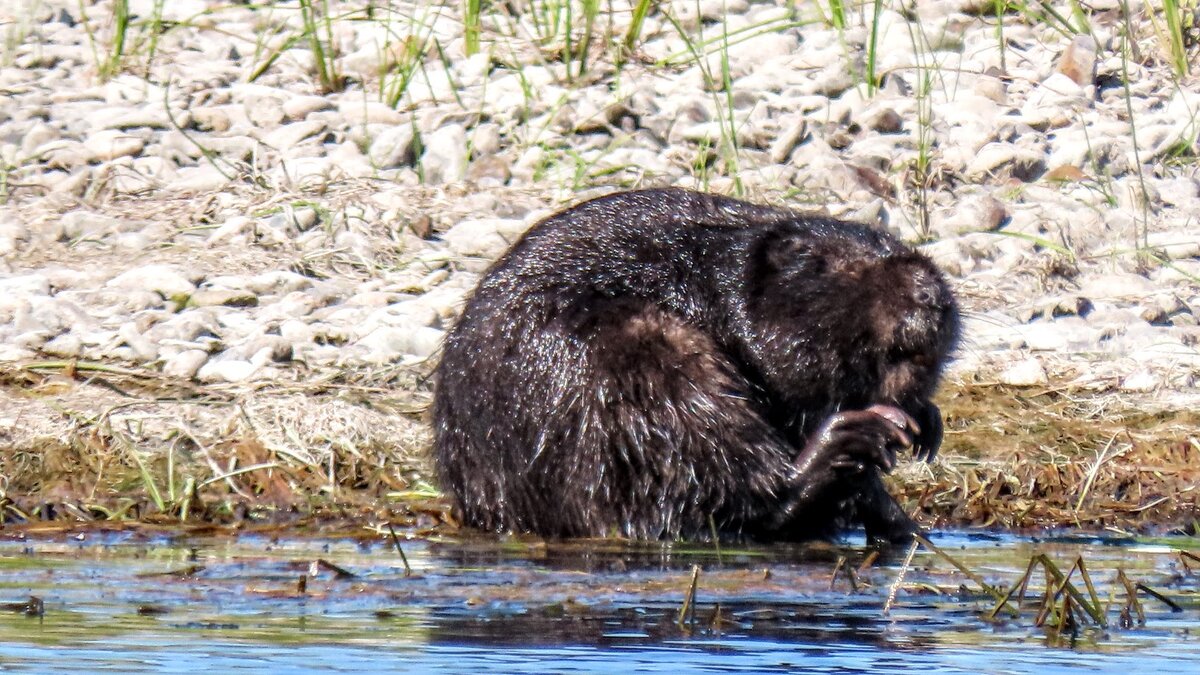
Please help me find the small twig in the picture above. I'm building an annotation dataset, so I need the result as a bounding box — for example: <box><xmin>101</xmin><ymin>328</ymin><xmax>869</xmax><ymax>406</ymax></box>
<box><xmin>830</xmin><ymin>556</ymin><xmax>846</xmax><ymax>592</ymax></box>
<box><xmin>1136</xmin><ymin>582</ymin><xmax>1183</xmax><ymax>613</ymax></box>
<box><xmin>1033</xmin><ymin>554</ymin><xmax>1107</xmax><ymax>626</ymax></box>
<box><xmin>136</xmin><ymin>565</ymin><xmax>205</xmax><ymax>578</ymax></box>
<box><xmin>677</xmin><ymin>565</ymin><xmax>700</xmax><ymax>628</ymax></box>
<box><xmin>988</xmin><ymin>556</ymin><xmax>1037</xmax><ymax>620</ymax></box>
<box><xmin>0</xmin><ymin>596</ymin><xmax>44</xmax><ymax>616</ymax></box>
<box><xmin>1035</xmin><ymin>565</ymin><xmax>1056</xmax><ymax>627</ymax></box>
<box><xmin>161</xmin><ymin>78</ymin><xmax>238</xmax><ymax>180</ymax></box>
<box><xmin>313</xmin><ymin>558</ymin><xmax>357</xmax><ymax>579</ymax></box>
<box><xmin>1116</xmin><ymin>569</ymin><xmax>1146</xmax><ymax>626</ymax></box>
<box><xmin>883</xmin><ymin>538</ymin><xmax>919</xmax><ymax>616</ymax></box>
<box><xmin>707</xmin><ymin>514</ymin><xmax>723</xmax><ymax>566</ymax></box>
<box><xmin>828</xmin><ymin>555</ymin><xmax>860</xmax><ymax>592</ymax></box>
<box><xmin>857</xmin><ymin>550</ymin><xmax>880</xmax><ymax>575</ymax></box>
<box><xmin>1054</xmin><ymin>592</ymin><xmax>1077</xmax><ymax>640</ymax></box>
<box><xmin>21</xmin><ymin>360</ymin><xmax>148</xmax><ymax>377</ymax></box>
<box><xmin>708</xmin><ymin>602</ymin><xmax>723</xmax><ymax>631</ymax></box>
<box><xmin>914</xmin><ymin>534</ymin><xmax>1016</xmax><ymax>615</ymax></box>
<box><xmin>196</xmin><ymin>462</ymin><xmax>280</xmax><ymax>489</ymax></box>
<box><xmin>1128</xmin><ymin>495</ymin><xmax>1173</xmax><ymax>513</ymax></box>
<box><xmin>1074</xmin><ymin>431</ymin><xmax>1124</xmax><ymax>513</ymax></box>
<box><xmin>386</xmin><ymin>522</ymin><xmax>412</xmax><ymax>577</ymax></box>
<box><xmin>1074</xmin><ymin>556</ymin><xmax>1102</xmax><ymax>617</ymax></box>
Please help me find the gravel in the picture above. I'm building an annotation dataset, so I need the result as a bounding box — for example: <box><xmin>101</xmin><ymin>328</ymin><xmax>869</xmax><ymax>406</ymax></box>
<box><xmin>1</xmin><ymin>0</ymin><xmax>1197</xmax><ymax>418</ymax></box>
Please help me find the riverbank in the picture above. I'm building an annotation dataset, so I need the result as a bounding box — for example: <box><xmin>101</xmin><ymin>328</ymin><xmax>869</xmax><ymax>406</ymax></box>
<box><xmin>1</xmin><ymin>0</ymin><xmax>1198</xmax><ymax>533</ymax></box>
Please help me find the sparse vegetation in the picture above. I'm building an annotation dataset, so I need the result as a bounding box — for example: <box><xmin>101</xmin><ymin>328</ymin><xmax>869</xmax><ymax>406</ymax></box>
<box><xmin>79</xmin><ymin>0</ymin><xmax>130</xmax><ymax>80</ymax></box>
<box><xmin>3</xmin><ymin>4</ymin><xmax>1200</xmax><ymax>668</ymax></box>
<box><xmin>3</xmin><ymin>360</ymin><xmax>1197</xmax><ymax>535</ymax></box>
<box><xmin>298</xmin><ymin>0</ymin><xmax>345</xmax><ymax>93</ymax></box>
<box><xmin>0</xmin><ymin>0</ymin><xmax>1197</xmax><ymax>537</ymax></box>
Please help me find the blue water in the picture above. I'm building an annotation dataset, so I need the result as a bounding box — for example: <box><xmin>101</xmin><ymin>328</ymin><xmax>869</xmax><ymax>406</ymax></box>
<box><xmin>0</xmin><ymin>531</ymin><xmax>1195</xmax><ymax>673</ymax></box>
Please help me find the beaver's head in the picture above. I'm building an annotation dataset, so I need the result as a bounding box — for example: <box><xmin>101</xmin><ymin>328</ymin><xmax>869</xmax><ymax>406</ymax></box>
<box><xmin>740</xmin><ymin>221</ymin><xmax>959</xmax><ymax>432</ymax></box>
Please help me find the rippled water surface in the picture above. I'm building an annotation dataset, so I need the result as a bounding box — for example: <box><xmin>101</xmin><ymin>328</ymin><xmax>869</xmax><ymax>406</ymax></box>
<box><xmin>0</xmin><ymin>529</ymin><xmax>1197</xmax><ymax>673</ymax></box>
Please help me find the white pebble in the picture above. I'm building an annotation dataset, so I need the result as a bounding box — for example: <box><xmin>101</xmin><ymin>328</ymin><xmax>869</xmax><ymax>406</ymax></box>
<box><xmin>163</xmin><ymin>349</ymin><xmax>209</xmax><ymax>379</ymax></box>
<box><xmin>997</xmin><ymin>357</ymin><xmax>1048</xmax><ymax>386</ymax></box>
<box><xmin>197</xmin><ymin>359</ymin><xmax>258</xmax><ymax>383</ymax></box>
<box><xmin>107</xmin><ymin>264</ymin><xmax>196</xmax><ymax>297</ymax></box>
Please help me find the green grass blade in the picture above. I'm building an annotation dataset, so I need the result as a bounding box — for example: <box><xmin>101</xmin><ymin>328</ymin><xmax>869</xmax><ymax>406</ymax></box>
<box><xmin>866</xmin><ymin>0</ymin><xmax>883</xmax><ymax>95</ymax></box>
<box><xmin>622</xmin><ymin>0</ymin><xmax>654</xmax><ymax>64</ymax></box>
<box><xmin>1163</xmin><ymin>0</ymin><xmax>1190</xmax><ymax>77</ymax></box>
<box><xmin>465</xmin><ymin>0</ymin><xmax>482</xmax><ymax>56</ymax></box>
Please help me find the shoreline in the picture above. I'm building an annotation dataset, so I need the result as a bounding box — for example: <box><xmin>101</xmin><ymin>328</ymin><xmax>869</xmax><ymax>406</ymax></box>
<box><xmin>1</xmin><ymin>1</ymin><xmax>1198</xmax><ymax>532</ymax></box>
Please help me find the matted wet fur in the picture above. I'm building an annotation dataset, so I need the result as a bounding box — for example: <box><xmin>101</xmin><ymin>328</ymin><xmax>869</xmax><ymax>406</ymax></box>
<box><xmin>433</xmin><ymin>188</ymin><xmax>960</xmax><ymax>544</ymax></box>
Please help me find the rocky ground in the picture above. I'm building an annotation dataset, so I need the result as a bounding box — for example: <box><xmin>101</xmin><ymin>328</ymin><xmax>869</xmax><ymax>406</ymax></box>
<box><xmin>0</xmin><ymin>0</ymin><xmax>1197</xmax><ymax>529</ymax></box>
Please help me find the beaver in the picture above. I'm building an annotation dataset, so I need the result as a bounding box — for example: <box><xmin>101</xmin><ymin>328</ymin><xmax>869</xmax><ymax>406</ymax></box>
<box><xmin>432</xmin><ymin>188</ymin><xmax>959</xmax><ymax>544</ymax></box>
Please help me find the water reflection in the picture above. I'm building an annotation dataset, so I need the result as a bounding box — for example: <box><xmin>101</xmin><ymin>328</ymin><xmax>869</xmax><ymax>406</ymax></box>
<box><xmin>0</xmin><ymin>530</ymin><xmax>1194</xmax><ymax>672</ymax></box>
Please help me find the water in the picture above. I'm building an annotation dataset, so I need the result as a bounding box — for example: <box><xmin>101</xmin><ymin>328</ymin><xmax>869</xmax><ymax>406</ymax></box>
<box><xmin>0</xmin><ymin>530</ymin><xmax>1196</xmax><ymax>673</ymax></box>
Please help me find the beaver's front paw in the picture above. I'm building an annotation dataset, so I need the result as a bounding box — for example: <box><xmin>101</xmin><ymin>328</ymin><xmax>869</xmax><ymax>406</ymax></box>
<box><xmin>803</xmin><ymin>404</ymin><xmax>917</xmax><ymax>477</ymax></box>
<box><xmin>907</xmin><ymin>400</ymin><xmax>943</xmax><ymax>463</ymax></box>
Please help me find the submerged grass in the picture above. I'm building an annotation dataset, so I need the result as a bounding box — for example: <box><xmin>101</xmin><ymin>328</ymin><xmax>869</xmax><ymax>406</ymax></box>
<box><xmin>878</xmin><ymin>539</ymin><xmax>1193</xmax><ymax>634</ymax></box>
<box><xmin>1</xmin><ymin>532</ymin><xmax>1195</xmax><ymax>657</ymax></box>
<box><xmin>464</xmin><ymin>0</ymin><xmax>482</xmax><ymax>56</ymax></box>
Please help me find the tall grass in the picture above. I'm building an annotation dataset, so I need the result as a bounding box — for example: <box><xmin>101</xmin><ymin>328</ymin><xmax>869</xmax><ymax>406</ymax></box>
<box><xmin>827</xmin><ymin>0</ymin><xmax>847</xmax><ymax>30</ymax></box>
<box><xmin>79</xmin><ymin>0</ymin><xmax>130</xmax><ymax>80</ymax></box>
<box><xmin>298</xmin><ymin>0</ymin><xmax>345</xmax><ymax>92</ymax></box>
<box><xmin>1</xmin><ymin>5</ymin><xmax>34</xmax><ymax>66</ymax></box>
<box><xmin>499</xmin><ymin>0</ymin><xmax>657</xmax><ymax>79</ymax></box>
<box><xmin>995</xmin><ymin>0</ymin><xmax>1007</xmax><ymax>73</ymax></box>
<box><xmin>661</xmin><ymin>4</ymin><xmax>744</xmax><ymax>195</ymax></box>
<box><xmin>524</xmin><ymin>0</ymin><xmax>601</xmax><ymax>81</ymax></box>
<box><xmin>140</xmin><ymin>0</ymin><xmax>166</xmax><ymax>77</ymax></box>
<box><xmin>379</xmin><ymin>6</ymin><xmax>438</xmax><ymax>109</ymax></box>
<box><xmin>620</xmin><ymin>0</ymin><xmax>655</xmax><ymax>65</ymax></box>
<box><xmin>904</xmin><ymin>13</ymin><xmax>942</xmax><ymax>239</ymax></box>
<box><xmin>656</xmin><ymin>13</ymin><xmax>810</xmax><ymax>67</ymax></box>
<box><xmin>573</xmin><ymin>0</ymin><xmax>600</xmax><ymax>78</ymax></box>
<box><xmin>465</xmin><ymin>0</ymin><xmax>482</xmax><ymax>56</ymax></box>
<box><xmin>865</xmin><ymin>0</ymin><xmax>884</xmax><ymax>95</ymax></box>
<box><xmin>911</xmin><ymin>70</ymin><xmax>935</xmax><ymax>239</ymax></box>
<box><xmin>1117</xmin><ymin>0</ymin><xmax>1152</xmax><ymax>261</ymax></box>
<box><xmin>1009</xmin><ymin>0</ymin><xmax>1083</xmax><ymax>38</ymax></box>
<box><xmin>1160</xmin><ymin>0</ymin><xmax>1190</xmax><ymax>77</ymax></box>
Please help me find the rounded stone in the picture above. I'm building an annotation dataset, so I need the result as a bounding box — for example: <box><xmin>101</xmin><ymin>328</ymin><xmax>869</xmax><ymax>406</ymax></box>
<box><xmin>84</xmin><ymin>129</ymin><xmax>145</xmax><ymax>161</ymax></box>
<box><xmin>163</xmin><ymin>349</ymin><xmax>209</xmax><ymax>380</ymax></box>
<box><xmin>997</xmin><ymin>357</ymin><xmax>1049</xmax><ymax>386</ymax></box>
<box><xmin>197</xmin><ymin>358</ymin><xmax>258</xmax><ymax>383</ymax></box>
<box><xmin>107</xmin><ymin>265</ymin><xmax>197</xmax><ymax>297</ymax></box>
<box><xmin>41</xmin><ymin>333</ymin><xmax>83</xmax><ymax>358</ymax></box>
<box><xmin>421</xmin><ymin>124</ymin><xmax>469</xmax><ymax>184</ymax></box>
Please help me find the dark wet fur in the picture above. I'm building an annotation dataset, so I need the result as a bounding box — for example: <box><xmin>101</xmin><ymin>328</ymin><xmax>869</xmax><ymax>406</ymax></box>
<box><xmin>433</xmin><ymin>188</ymin><xmax>960</xmax><ymax>544</ymax></box>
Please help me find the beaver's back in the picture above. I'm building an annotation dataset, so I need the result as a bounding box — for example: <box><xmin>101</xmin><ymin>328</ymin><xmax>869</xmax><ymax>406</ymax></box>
<box><xmin>432</xmin><ymin>188</ymin><xmax>956</xmax><ymax>539</ymax></box>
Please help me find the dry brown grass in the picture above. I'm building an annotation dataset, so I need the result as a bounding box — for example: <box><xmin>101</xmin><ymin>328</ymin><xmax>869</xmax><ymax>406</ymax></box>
<box><xmin>0</xmin><ymin>359</ymin><xmax>442</xmax><ymax>529</ymax></box>
<box><xmin>3</xmin><ymin>359</ymin><xmax>1198</xmax><ymax>537</ymax></box>
<box><xmin>892</xmin><ymin>381</ymin><xmax>1200</xmax><ymax>534</ymax></box>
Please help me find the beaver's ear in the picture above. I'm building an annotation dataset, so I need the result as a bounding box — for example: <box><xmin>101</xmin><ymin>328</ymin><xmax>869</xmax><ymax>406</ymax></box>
<box><xmin>765</xmin><ymin>233</ymin><xmax>817</xmax><ymax>273</ymax></box>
